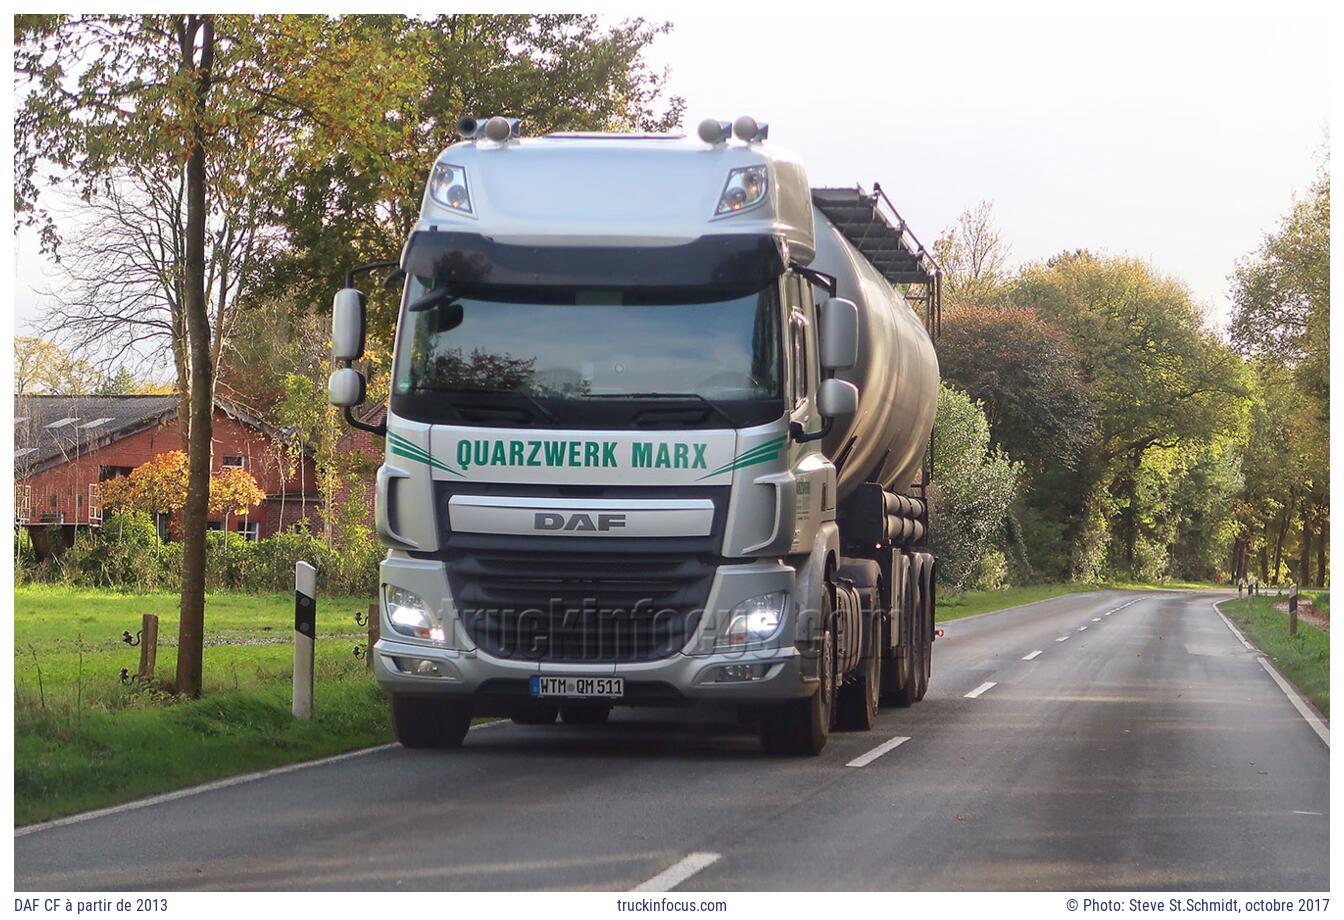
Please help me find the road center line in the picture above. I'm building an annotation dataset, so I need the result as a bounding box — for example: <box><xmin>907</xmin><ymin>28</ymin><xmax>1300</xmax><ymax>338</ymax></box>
<box><xmin>1091</xmin><ymin>618</ymin><xmax>1101</xmax><ymax>622</ymax></box>
<box><xmin>846</xmin><ymin>735</ymin><xmax>912</xmax><ymax>768</ymax></box>
<box><xmin>1056</xmin><ymin>635</ymin><xmax>1071</xmax><ymax>642</ymax></box>
<box><xmin>1077</xmin><ymin>626</ymin><xmax>1088</xmax><ymax>631</ymax></box>
<box><xmin>965</xmin><ymin>681</ymin><xmax>997</xmax><ymax>699</ymax></box>
<box><xmin>632</xmin><ymin>852</ymin><xmax>722</xmax><ymax>891</ymax></box>
<box><xmin>1022</xmin><ymin>650</ymin><xmax>1043</xmax><ymax>661</ymax></box>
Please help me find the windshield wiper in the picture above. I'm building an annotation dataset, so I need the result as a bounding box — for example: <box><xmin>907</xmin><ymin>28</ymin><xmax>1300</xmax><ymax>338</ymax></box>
<box><xmin>609</xmin><ymin>392</ymin><xmax>740</xmax><ymax>428</ymax></box>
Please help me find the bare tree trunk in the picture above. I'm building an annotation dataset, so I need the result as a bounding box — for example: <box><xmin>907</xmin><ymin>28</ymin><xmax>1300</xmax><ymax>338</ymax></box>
<box><xmin>1315</xmin><ymin>504</ymin><xmax>1327</xmax><ymax>588</ymax></box>
<box><xmin>1272</xmin><ymin>503</ymin><xmax>1291</xmax><ymax>584</ymax></box>
<box><xmin>1298</xmin><ymin>498</ymin><xmax>1313</xmax><ymax>590</ymax></box>
<box><xmin>175</xmin><ymin>14</ymin><xmax>215</xmax><ymax>698</ymax></box>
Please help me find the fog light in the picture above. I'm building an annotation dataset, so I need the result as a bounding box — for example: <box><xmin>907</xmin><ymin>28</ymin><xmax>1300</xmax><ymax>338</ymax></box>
<box><xmin>393</xmin><ymin>656</ymin><xmax>441</xmax><ymax>677</ymax></box>
<box><xmin>714</xmin><ymin>663</ymin><xmax>768</xmax><ymax>683</ymax></box>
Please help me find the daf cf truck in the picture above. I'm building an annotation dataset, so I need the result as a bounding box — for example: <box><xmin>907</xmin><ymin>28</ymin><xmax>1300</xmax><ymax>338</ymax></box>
<box><xmin>328</xmin><ymin>114</ymin><xmax>941</xmax><ymax>756</ymax></box>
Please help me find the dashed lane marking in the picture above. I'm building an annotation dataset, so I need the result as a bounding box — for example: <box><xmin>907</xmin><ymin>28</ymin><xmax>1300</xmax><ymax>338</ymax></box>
<box><xmin>1056</xmin><ymin>635</ymin><xmax>1071</xmax><ymax>642</ymax></box>
<box><xmin>633</xmin><ymin>852</ymin><xmax>722</xmax><ymax>892</ymax></box>
<box><xmin>965</xmin><ymin>681</ymin><xmax>997</xmax><ymax>699</ymax></box>
<box><xmin>846</xmin><ymin>735</ymin><xmax>912</xmax><ymax>768</ymax></box>
<box><xmin>1022</xmin><ymin>650</ymin><xmax>1043</xmax><ymax>661</ymax></box>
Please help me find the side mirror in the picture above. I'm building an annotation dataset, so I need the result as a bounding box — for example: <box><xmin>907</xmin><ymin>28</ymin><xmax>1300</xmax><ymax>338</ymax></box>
<box><xmin>817</xmin><ymin>377</ymin><xmax>858</xmax><ymax>418</ymax></box>
<box><xmin>332</xmin><ymin>288</ymin><xmax>366</xmax><ymax>362</ymax></box>
<box><xmin>819</xmin><ymin>297</ymin><xmax>859</xmax><ymax>371</ymax></box>
<box><xmin>328</xmin><ymin>367</ymin><xmax>366</xmax><ymax>408</ymax></box>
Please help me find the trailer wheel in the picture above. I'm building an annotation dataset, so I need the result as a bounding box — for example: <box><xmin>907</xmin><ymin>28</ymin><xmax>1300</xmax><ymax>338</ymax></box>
<box><xmin>915</xmin><ymin>575</ymin><xmax>933</xmax><ymax>701</ymax></box>
<box><xmin>560</xmin><ymin>703</ymin><xmax>612</xmax><ymax>725</ymax></box>
<box><xmin>510</xmin><ymin>701</ymin><xmax>560</xmax><ymax>725</ymax></box>
<box><xmin>391</xmin><ymin>694</ymin><xmax>472</xmax><ymax>749</ymax></box>
<box><xmin>836</xmin><ymin>611</ymin><xmax>881</xmax><ymax>731</ymax></box>
<box><xmin>760</xmin><ymin>584</ymin><xmax>836</xmax><ymax>756</ymax></box>
<box><xmin>881</xmin><ymin>574</ymin><xmax>920</xmax><ymax>708</ymax></box>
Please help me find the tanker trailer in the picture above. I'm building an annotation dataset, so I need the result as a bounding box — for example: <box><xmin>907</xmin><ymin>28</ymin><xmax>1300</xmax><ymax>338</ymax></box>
<box><xmin>327</xmin><ymin>116</ymin><xmax>941</xmax><ymax>755</ymax></box>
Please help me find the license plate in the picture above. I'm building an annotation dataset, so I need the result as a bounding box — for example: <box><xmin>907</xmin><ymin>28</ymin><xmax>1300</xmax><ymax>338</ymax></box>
<box><xmin>530</xmin><ymin>675</ymin><xmax>624</xmax><ymax>698</ymax></box>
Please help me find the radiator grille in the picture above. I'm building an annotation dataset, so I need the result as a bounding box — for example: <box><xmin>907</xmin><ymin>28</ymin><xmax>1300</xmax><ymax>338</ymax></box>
<box><xmin>449</xmin><ymin>553</ymin><xmax>715</xmax><ymax>663</ymax></box>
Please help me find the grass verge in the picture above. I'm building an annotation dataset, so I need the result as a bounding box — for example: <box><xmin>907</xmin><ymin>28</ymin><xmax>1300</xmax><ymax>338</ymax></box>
<box><xmin>936</xmin><ymin>583</ymin><xmax>1102</xmax><ymax>622</ymax></box>
<box><xmin>14</xmin><ymin>586</ymin><xmax>392</xmax><ymax>827</ymax></box>
<box><xmin>1218</xmin><ymin>596</ymin><xmax>1329</xmax><ymax>718</ymax></box>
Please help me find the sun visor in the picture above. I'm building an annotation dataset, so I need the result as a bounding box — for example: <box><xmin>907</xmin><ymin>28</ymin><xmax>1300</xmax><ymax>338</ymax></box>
<box><xmin>402</xmin><ymin>231</ymin><xmax>786</xmax><ymax>292</ymax></box>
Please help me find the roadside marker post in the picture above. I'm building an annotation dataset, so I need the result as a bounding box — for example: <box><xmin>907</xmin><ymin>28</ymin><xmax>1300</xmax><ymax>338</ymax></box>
<box><xmin>294</xmin><ymin>561</ymin><xmax>317</xmax><ymax>719</ymax></box>
<box><xmin>138</xmin><ymin>613</ymin><xmax>159</xmax><ymax>683</ymax></box>
<box><xmin>1289</xmin><ymin>583</ymin><xmax>1298</xmax><ymax>637</ymax></box>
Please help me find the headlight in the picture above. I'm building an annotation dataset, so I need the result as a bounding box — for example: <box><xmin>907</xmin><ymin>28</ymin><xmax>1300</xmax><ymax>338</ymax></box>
<box><xmin>714</xmin><ymin>166</ymin><xmax>768</xmax><ymax>216</ymax></box>
<box><xmin>715</xmin><ymin>591</ymin><xmax>788</xmax><ymax>650</ymax></box>
<box><xmin>427</xmin><ymin>162</ymin><xmax>473</xmax><ymax>214</ymax></box>
<box><xmin>384</xmin><ymin>586</ymin><xmax>446</xmax><ymax>642</ymax></box>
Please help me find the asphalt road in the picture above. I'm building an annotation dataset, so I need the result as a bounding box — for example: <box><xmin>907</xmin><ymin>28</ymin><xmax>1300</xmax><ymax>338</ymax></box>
<box><xmin>14</xmin><ymin>590</ymin><xmax>1329</xmax><ymax>891</ymax></box>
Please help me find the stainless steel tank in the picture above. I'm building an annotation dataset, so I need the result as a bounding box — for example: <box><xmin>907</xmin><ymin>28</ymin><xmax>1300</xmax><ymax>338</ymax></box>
<box><xmin>810</xmin><ymin>208</ymin><xmax>940</xmax><ymax>500</ymax></box>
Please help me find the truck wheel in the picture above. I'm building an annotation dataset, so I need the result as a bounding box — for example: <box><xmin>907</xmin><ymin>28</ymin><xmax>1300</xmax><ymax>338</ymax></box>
<box><xmin>836</xmin><ymin>614</ymin><xmax>881</xmax><ymax>731</ymax></box>
<box><xmin>915</xmin><ymin>581</ymin><xmax>933</xmax><ymax>702</ymax></box>
<box><xmin>560</xmin><ymin>703</ymin><xmax>611</xmax><ymax>725</ymax></box>
<box><xmin>391</xmin><ymin>694</ymin><xmax>472</xmax><ymax>749</ymax></box>
<box><xmin>881</xmin><ymin>575</ymin><xmax>920</xmax><ymax>708</ymax></box>
<box><xmin>760</xmin><ymin>585</ymin><xmax>836</xmax><ymax>756</ymax></box>
<box><xmin>511</xmin><ymin>701</ymin><xmax>560</xmax><ymax>725</ymax></box>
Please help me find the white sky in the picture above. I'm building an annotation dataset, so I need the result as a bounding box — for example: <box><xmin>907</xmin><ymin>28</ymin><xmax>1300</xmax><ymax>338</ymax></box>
<box><xmin>12</xmin><ymin>8</ymin><xmax>1330</xmax><ymax>341</ymax></box>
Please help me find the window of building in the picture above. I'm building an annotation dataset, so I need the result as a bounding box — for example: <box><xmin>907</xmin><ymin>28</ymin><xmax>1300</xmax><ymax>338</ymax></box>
<box><xmin>222</xmin><ymin>455</ymin><xmax>245</xmax><ymax>469</ymax></box>
<box><xmin>99</xmin><ymin>466</ymin><xmax>134</xmax><ymax>481</ymax></box>
<box><xmin>50</xmin><ymin>495</ymin><xmax>57</xmax><ymax>508</ymax></box>
<box><xmin>206</xmin><ymin>521</ymin><xmax>223</xmax><ymax>531</ymax></box>
<box><xmin>77</xmin><ymin>494</ymin><xmax>83</xmax><ymax>509</ymax></box>
<box><xmin>238</xmin><ymin>521</ymin><xmax>260</xmax><ymax>542</ymax></box>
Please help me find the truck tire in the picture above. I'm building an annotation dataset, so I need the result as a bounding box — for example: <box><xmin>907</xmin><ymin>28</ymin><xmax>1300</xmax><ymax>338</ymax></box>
<box><xmin>836</xmin><ymin>611</ymin><xmax>881</xmax><ymax>731</ymax></box>
<box><xmin>881</xmin><ymin>574</ymin><xmax>921</xmax><ymax>708</ymax></box>
<box><xmin>915</xmin><ymin>573</ymin><xmax>933</xmax><ymax>702</ymax></box>
<box><xmin>760</xmin><ymin>585</ymin><xmax>836</xmax><ymax>756</ymax></box>
<box><xmin>391</xmin><ymin>694</ymin><xmax>472</xmax><ymax>749</ymax></box>
<box><xmin>511</xmin><ymin>701</ymin><xmax>560</xmax><ymax>725</ymax></box>
<box><xmin>560</xmin><ymin>703</ymin><xmax>612</xmax><ymax>725</ymax></box>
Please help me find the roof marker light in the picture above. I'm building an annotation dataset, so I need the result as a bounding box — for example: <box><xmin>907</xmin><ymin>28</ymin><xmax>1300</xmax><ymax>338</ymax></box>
<box><xmin>733</xmin><ymin>115</ymin><xmax>768</xmax><ymax>143</ymax></box>
<box><xmin>698</xmin><ymin>118</ymin><xmax>732</xmax><ymax>145</ymax></box>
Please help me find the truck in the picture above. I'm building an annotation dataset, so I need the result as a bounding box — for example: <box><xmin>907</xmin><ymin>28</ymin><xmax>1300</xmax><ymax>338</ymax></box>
<box><xmin>328</xmin><ymin>114</ymin><xmax>941</xmax><ymax>756</ymax></box>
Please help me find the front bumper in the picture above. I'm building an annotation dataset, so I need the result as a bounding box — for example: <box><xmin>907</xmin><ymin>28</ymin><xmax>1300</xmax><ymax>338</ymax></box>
<box><xmin>372</xmin><ymin>552</ymin><xmax>815</xmax><ymax>704</ymax></box>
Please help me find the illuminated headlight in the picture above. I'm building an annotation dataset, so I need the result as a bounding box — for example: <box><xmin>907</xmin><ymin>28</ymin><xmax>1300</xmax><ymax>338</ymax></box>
<box><xmin>384</xmin><ymin>586</ymin><xmax>446</xmax><ymax>642</ymax></box>
<box><xmin>428</xmin><ymin>162</ymin><xmax>473</xmax><ymax>214</ymax></box>
<box><xmin>715</xmin><ymin>591</ymin><xmax>788</xmax><ymax>650</ymax></box>
<box><xmin>715</xmin><ymin>166</ymin><xmax>768</xmax><ymax>216</ymax></box>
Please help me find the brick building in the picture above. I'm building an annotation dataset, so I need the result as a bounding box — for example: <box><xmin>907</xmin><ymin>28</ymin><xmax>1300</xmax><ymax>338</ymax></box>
<box><xmin>15</xmin><ymin>394</ymin><xmax>322</xmax><ymax>550</ymax></box>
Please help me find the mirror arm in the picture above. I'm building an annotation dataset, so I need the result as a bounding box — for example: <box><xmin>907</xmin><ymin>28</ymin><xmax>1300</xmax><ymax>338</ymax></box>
<box><xmin>345</xmin><ymin>260</ymin><xmax>401</xmax><ymax>289</ymax></box>
<box><xmin>343</xmin><ymin>404</ymin><xmax>386</xmax><ymax>437</ymax></box>
<box><xmin>790</xmin><ymin>416</ymin><xmax>832</xmax><ymax>444</ymax></box>
<box><xmin>789</xmin><ymin>261</ymin><xmax>838</xmax><ymax>298</ymax></box>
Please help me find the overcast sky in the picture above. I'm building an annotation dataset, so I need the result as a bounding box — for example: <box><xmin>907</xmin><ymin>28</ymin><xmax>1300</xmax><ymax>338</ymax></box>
<box><xmin>13</xmin><ymin>8</ymin><xmax>1330</xmax><ymax>343</ymax></box>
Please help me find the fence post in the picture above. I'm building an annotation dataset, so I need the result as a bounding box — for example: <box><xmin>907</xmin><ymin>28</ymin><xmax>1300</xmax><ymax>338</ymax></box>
<box><xmin>1289</xmin><ymin>583</ymin><xmax>1299</xmax><ymax>637</ymax></box>
<box><xmin>366</xmin><ymin>603</ymin><xmax>379</xmax><ymax>670</ymax></box>
<box><xmin>138</xmin><ymin>613</ymin><xmax>158</xmax><ymax>683</ymax></box>
<box><xmin>294</xmin><ymin>561</ymin><xmax>316</xmax><ymax>719</ymax></box>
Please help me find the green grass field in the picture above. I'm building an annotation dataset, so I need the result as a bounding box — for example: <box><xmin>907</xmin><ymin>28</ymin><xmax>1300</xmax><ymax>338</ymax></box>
<box><xmin>14</xmin><ymin>586</ymin><xmax>392</xmax><ymax>826</ymax></box>
<box><xmin>1219</xmin><ymin>595</ymin><xmax>1329</xmax><ymax>718</ymax></box>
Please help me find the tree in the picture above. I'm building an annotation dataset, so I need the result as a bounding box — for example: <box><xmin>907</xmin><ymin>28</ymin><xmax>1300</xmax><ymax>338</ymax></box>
<box><xmin>1009</xmin><ymin>252</ymin><xmax>1250</xmax><ymax>578</ymax></box>
<box><xmin>16</xmin><ymin>15</ymin><xmax>429</xmax><ymax>694</ymax></box>
<box><xmin>933</xmin><ymin>201</ymin><xmax>1011</xmax><ymax>307</ymax></box>
<box><xmin>929</xmin><ymin>384</ymin><xmax>1023</xmax><ymax>591</ymax></box>
<box><xmin>936</xmin><ymin>305</ymin><xmax>1097</xmax><ymax>470</ymax></box>
<box><xmin>1229</xmin><ymin>166</ymin><xmax>1329</xmax><ymax>586</ymax></box>
<box><xmin>14</xmin><ymin>336</ymin><xmax>101</xmax><ymax>394</ymax></box>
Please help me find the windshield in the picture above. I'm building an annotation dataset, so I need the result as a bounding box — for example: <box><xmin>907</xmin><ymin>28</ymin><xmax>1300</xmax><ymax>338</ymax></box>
<box><xmin>393</xmin><ymin>278</ymin><xmax>782</xmax><ymax>403</ymax></box>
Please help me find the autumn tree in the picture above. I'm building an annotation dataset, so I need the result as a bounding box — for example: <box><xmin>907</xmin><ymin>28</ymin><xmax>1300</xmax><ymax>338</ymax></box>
<box><xmin>934</xmin><ymin>201</ymin><xmax>1011</xmax><ymax>307</ymax></box>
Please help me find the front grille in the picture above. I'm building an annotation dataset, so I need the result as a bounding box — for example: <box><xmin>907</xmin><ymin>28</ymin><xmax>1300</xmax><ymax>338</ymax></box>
<box><xmin>448</xmin><ymin>552</ymin><xmax>716</xmax><ymax>663</ymax></box>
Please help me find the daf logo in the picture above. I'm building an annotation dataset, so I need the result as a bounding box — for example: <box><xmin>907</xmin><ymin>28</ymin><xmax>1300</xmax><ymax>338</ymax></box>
<box><xmin>534</xmin><ymin>512</ymin><xmax>627</xmax><ymax>532</ymax></box>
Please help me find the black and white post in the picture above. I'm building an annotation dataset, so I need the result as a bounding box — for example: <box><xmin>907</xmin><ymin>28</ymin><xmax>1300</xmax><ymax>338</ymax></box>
<box><xmin>294</xmin><ymin>561</ymin><xmax>317</xmax><ymax>719</ymax></box>
<box><xmin>1289</xmin><ymin>582</ymin><xmax>1299</xmax><ymax>637</ymax></box>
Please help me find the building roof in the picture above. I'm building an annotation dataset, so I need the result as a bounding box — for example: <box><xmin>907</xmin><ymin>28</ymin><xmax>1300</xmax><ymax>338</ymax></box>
<box><xmin>13</xmin><ymin>393</ymin><xmax>307</xmax><ymax>476</ymax></box>
<box><xmin>15</xmin><ymin>394</ymin><xmax>178</xmax><ymax>474</ymax></box>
